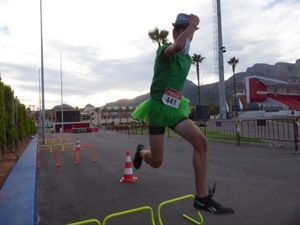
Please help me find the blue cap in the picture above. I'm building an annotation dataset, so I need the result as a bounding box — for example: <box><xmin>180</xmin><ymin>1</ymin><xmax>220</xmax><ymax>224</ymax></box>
<box><xmin>172</xmin><ymin>13</ymin><xmax>199</xmax><ymax>30</ymax></box>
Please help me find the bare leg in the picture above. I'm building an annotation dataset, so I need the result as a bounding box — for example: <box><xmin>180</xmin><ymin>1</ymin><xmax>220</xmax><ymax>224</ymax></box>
<box><xmin>139</xmin><ymin>134</ymin><xmax>164</xmax><ymax>168</ymax></box>
<box><xmin>174</xmin><ymin>119</ymin><xmax>208</xmax><ymax>198</ymax></box>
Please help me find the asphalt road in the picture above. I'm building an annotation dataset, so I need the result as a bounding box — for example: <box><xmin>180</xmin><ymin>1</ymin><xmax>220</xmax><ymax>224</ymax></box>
<box><xmin>37</xmin><ymin>130</ymin><xmax>300</xmax><ymax>225</ymax></box>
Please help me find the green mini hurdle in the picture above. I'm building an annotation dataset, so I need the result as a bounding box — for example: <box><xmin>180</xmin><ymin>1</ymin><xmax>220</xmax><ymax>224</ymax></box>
<box><xmin>157</xmin><ymin>194</ymin><xmax>204</xmax><ymax>225</ymax></box>
<box><xmin>67</xmin><ymin>194</ymin><xmax>204</xmax><ymax>225</ymax></box>
<box><xmin>68</xmin><ymin>219</ymin><xmax>101</xmax><ymax>225</ymax></box>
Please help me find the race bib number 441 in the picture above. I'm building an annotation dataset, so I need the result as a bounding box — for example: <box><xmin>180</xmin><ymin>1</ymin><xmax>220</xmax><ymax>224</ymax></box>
<box><xmin>162</xmin><ymin>87</ymin><xmax>182</xmax><ymax>109</ymax></box>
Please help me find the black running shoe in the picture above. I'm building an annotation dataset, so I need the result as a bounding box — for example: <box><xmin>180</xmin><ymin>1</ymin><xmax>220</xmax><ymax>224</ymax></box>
<box><xmin>133</xmin><ymin>144</ymin><xmax>145</xmax><ymax>169</ymax></box>
<box><xmin>194</xmin><ymin>183</ymin><xmax>234</xmax><ymax>214</ymax></box>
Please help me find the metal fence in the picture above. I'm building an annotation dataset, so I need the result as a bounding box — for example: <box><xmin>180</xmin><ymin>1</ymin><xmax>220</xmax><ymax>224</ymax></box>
<box><xmin>203</xmin><ymin>116</ymin><xmax>299</xmax><ymax>152</ymax></box>
<box><xmin>114</xmin><ymin>116</ymin><xmax>299</xmax><ymax>153</ymax></box>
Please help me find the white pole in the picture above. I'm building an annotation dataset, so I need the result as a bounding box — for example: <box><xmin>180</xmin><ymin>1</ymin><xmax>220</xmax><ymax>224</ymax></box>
<box><xmin>216</xmin><ymin>0</ymin><xmax>226</xmax><ymax>119</ymax></box>
<box><xmin>40</xmin><ymin>0</ymin><xmax>46</xmax><ymax>144</ymax></box>
<box><xmin>60</xmin><ymin>52</ymin><xmax>64</xmax><ymax>133</ymax></box>
<box><xmin>38</xmin><ymin>68</ymin><xmax>41</xmax><ymax>134</ymax></box>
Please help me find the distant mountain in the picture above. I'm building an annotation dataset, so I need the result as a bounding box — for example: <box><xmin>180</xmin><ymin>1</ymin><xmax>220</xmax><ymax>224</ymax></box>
<box><xmin>106</xmin><ymin>59</ymin><xmax>300</xmax><ymax>107</ymax></box>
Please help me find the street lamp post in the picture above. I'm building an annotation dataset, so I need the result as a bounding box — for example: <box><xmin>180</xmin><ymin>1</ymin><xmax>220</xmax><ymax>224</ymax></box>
<box><xmin>105</xmin><ymin>104</ymin><xmax>108</xmax><ymax>125</ymax></box>
<box><xmin>38</xmin><ymin>69</ymin><xmax>41</xmax><ymax>135</ymax></box>
<box><xmin>197</xmin><ymin>63</ymin><xmax>201</xmax><ymax>107</ymax></box>
<box><xmin>60</xmin><ymin>52</ymin><xmax>64</xmax><ymax>133</ymax></box>
<box><xmin>233</xmin><ymin>72</ymin><xmax>238</xmax><ymax>117</ymax></box>
<box><xmin>216</xmin><ymin>0</ymin><xmax>227</xmax><ymax>119</ymax></box>
<box><xmin>119</xmin><ymin>106</ymin><xmax>121</xmax><ymax>124</ymax></box>
<box><xmin>40</xmin><ymin>0</ymin><xmax>46</xmax><ymax>144</ymax></box>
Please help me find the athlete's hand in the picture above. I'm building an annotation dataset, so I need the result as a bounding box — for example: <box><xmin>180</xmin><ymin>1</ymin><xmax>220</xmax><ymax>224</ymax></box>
<box><xmin>189</xmin><ymin>14</ymin><xmax>200</xmax><ymax>29</ymax></box>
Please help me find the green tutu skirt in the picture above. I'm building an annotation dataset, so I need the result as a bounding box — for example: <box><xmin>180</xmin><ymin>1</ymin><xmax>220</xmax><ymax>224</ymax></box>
<box><xmin>132</xmin><ymin>96</ymin><xmax>191</xmax><ymax>127</ymax></box>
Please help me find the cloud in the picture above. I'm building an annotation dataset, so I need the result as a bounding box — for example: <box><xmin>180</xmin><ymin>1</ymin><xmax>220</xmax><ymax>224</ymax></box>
<box><xmin>0</xmin><ymin>25</ymin><xmax>10</xmax><ymax>35</ymax></box>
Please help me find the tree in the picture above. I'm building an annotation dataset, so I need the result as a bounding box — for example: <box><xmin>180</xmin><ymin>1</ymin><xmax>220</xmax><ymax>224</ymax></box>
<box><xmin>95</xmin><ymin>107</ymin><xmax>100</xmax><ymax>126</ymax></box>
<box><xmin>192</xmin><ymin>54</ymin><xmax>205</xmax><ymax>106</ymax></box>
<box><xmin>17</xmin><ymin>103</ymin><xmax>27</xmax><ymax>141</ymax></box>
<box><xmin>27</xmin><ymin>107</ymin><xmax>31</xmax><ymax>114</ymax></box>
<box><xmin>148</xmin><ymin>27</ymin><xmax>170</xmax><ymax>48</ymax></box>
<box><xmin>125</xmin><ymin>106</ymin><xmax>130</xmax><ymax>123</ymax></box>
<box><xmin>0</xmin><ymin>76</ymin><xmax>36</xmax><ymax>157</ymax></box>
<box><xmin>118</xmin><ymin>106</ymin><xmax>123</xmax><ymax>124</ymax></box>
<box><xmin>4</xmin><ymin>85</ymin><xmax>17</xmax><ymax>148</ymax></box>
<box><xmin>208</xmin><ymin>104</ymin><xmax>220</xmax><ymax>116</ymax></box>
<box><xmin>0</xmin><ymin>76</ymin><xmax>5</xmax><ymax>160</ymax></box>
<box><xmin>227</xmin><ymin>57</ymin><xmax>239</xmax><ymax>117</ymax></box>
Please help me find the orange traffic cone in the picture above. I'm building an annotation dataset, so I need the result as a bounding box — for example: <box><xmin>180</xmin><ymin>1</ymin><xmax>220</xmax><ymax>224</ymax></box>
<box><xmin>120</xmin><ymin>151</ymin><xmax>137</xmax><ymax>183</ymax></box>
<box><xmin>74</xmin><ymin>138</ymin><xmax>81</xmax><ymax>165</ymax></box>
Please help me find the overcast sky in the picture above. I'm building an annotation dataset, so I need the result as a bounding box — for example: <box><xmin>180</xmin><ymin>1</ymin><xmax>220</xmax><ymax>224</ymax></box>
<box><xmin>0</xmin><ymin>0</ymin><xmax>299</xmax><ymax>110</ymax></box>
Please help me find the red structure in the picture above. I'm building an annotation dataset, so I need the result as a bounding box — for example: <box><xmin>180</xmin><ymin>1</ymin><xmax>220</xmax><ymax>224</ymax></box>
<box><xmin>53</xmin><ymin>109</ymin><xmax>98</xmax><ymax>133</ymax></box>
<box><xmin>245</xmin><ymin>76</ymin><xmax>300</xmax><ymax>110</ymax></box>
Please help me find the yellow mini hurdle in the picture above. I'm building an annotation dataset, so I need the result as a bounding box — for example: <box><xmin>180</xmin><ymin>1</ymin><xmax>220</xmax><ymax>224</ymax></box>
<box><xmin>157</xmin><ymin>194</ymin><xmax>204</xmax><ymax>225</ymax></box>
<box><xmin>67</xmin><ymin>194</ymin><xmax>204</xmax><ymax>225</ymax></box>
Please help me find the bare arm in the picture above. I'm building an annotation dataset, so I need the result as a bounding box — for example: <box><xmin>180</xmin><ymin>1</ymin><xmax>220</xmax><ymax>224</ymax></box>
<box><xmin>163</xmin><ymin>14</ymin><xmax>200</xmax><ymax>59</ymax></box>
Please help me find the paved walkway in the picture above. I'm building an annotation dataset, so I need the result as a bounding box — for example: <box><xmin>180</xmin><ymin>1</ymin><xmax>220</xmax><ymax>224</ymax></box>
<box><xmin>37</xmin><ymin>130</ymin><xmax>300</xmax><ymax>225</ymax></box>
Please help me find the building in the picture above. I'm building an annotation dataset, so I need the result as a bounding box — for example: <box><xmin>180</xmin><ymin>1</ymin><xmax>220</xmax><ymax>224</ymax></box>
<box><xmin>245</xmin><ymin>76</ymin><xmax>300</xmax><ymax>111</ymax></box>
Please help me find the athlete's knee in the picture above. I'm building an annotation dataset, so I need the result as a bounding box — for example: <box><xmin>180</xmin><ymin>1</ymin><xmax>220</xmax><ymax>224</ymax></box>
<box><xmin>195</xmin><ymin>134</ymin><xmax>207</xmax><ymax>146</ymax></box>
<box><xmin>194</xmin><ymin>135</ymin><xmax>208</xmax><ymax>153</ymax></box>
<box><xmin>151</xmin><ymin>159</ymin><xmax>163</xmax><ymax>168</ymax></box>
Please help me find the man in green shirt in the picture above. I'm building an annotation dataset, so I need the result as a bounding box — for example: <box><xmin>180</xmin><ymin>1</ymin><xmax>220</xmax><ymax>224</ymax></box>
<box><xmin>132</xmin><ymin>13</ymin><xmax>234</xmax><ymax>214</ymax></box>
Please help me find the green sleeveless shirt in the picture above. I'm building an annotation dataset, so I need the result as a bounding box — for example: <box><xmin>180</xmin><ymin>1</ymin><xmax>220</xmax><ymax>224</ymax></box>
<box><xmin>150</xmin><ymin>45</ymin><xmax>192</xmax><ymax>101</ymax></box>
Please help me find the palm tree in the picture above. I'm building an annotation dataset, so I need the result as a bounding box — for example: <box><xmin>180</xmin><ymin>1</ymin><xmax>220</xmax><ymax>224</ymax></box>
<box><xmin>95</xmin><ymin>107</ymin><xmax>100</xmax><ymax>126</ymax></box>
<box><xmin>125</xmin><ymin>106</ymin><xmax>130</xmax><ymax>123</ymax></box>
<box><xmin>227</xmin><ymin>57</ymin><xmax>239</xmax><ymax>117</ymax></box>
<box><xmin>148</xmin><ymin>27</ymin><xmax>170</xmax><ymax>48</ymax></box>
<box><xmin>192</xmin><ymin>54</ymin><xmax>205</xmax><ymax>106</ymax></box>
<box><xmin>118</xmin><ymin>106</ymin><xmax>123</xmax><ymax>124</ymax></box>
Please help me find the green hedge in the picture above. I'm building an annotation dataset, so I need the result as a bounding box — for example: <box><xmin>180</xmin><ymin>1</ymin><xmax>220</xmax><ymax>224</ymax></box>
<box><xmin>0</xmin><ymin>77</ymin><xmax>36</xmax><ymax>152</ymax></box>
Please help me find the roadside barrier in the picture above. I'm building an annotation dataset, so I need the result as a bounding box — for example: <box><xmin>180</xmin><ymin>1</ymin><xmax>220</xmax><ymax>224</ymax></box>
<box><xmin>64</xmin><ymin>143</ymin><xmax>76</xmax><ymax>151</ymax></box>
<box><xmin>54</xmin><ymin>144</ymin><xmax>63</xmax><ymax>167</ymax></box>
<box><xmin>38</xmin><ymin>136</ymin><xmax>70</xmax><ymax>145</ymax></box>
<box><xmin>204</xmin><ymin>116</ymin><xmax>300</xmax><ymax>152</ymax></box>
<box><xmin>74</xmin><ymin>138</ymin><xmax>82</xmax><ymax>164</ymax></box>
<box><xmin>37</xmin><ymin>138</ymin><xmax>97</xmax><ymax>168</ymax></box>
<box><xmin>68</xmin><ymin>195</ymin><xmax>203</xmax><ymax>225</ymax></box>
<box><xmin>120</xmin><ymin>117</ymin><xmax>300</xmax><ymax>152</ymax></box>
<box><xmin>75</xmin><ymin>144</ymin><xmax>98</xmax><ymax>164</ymax></box>
<box><xmin>38</xmin><ymin>144</ymin><xmax>63</xmax><ymax>168</ymax></box>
